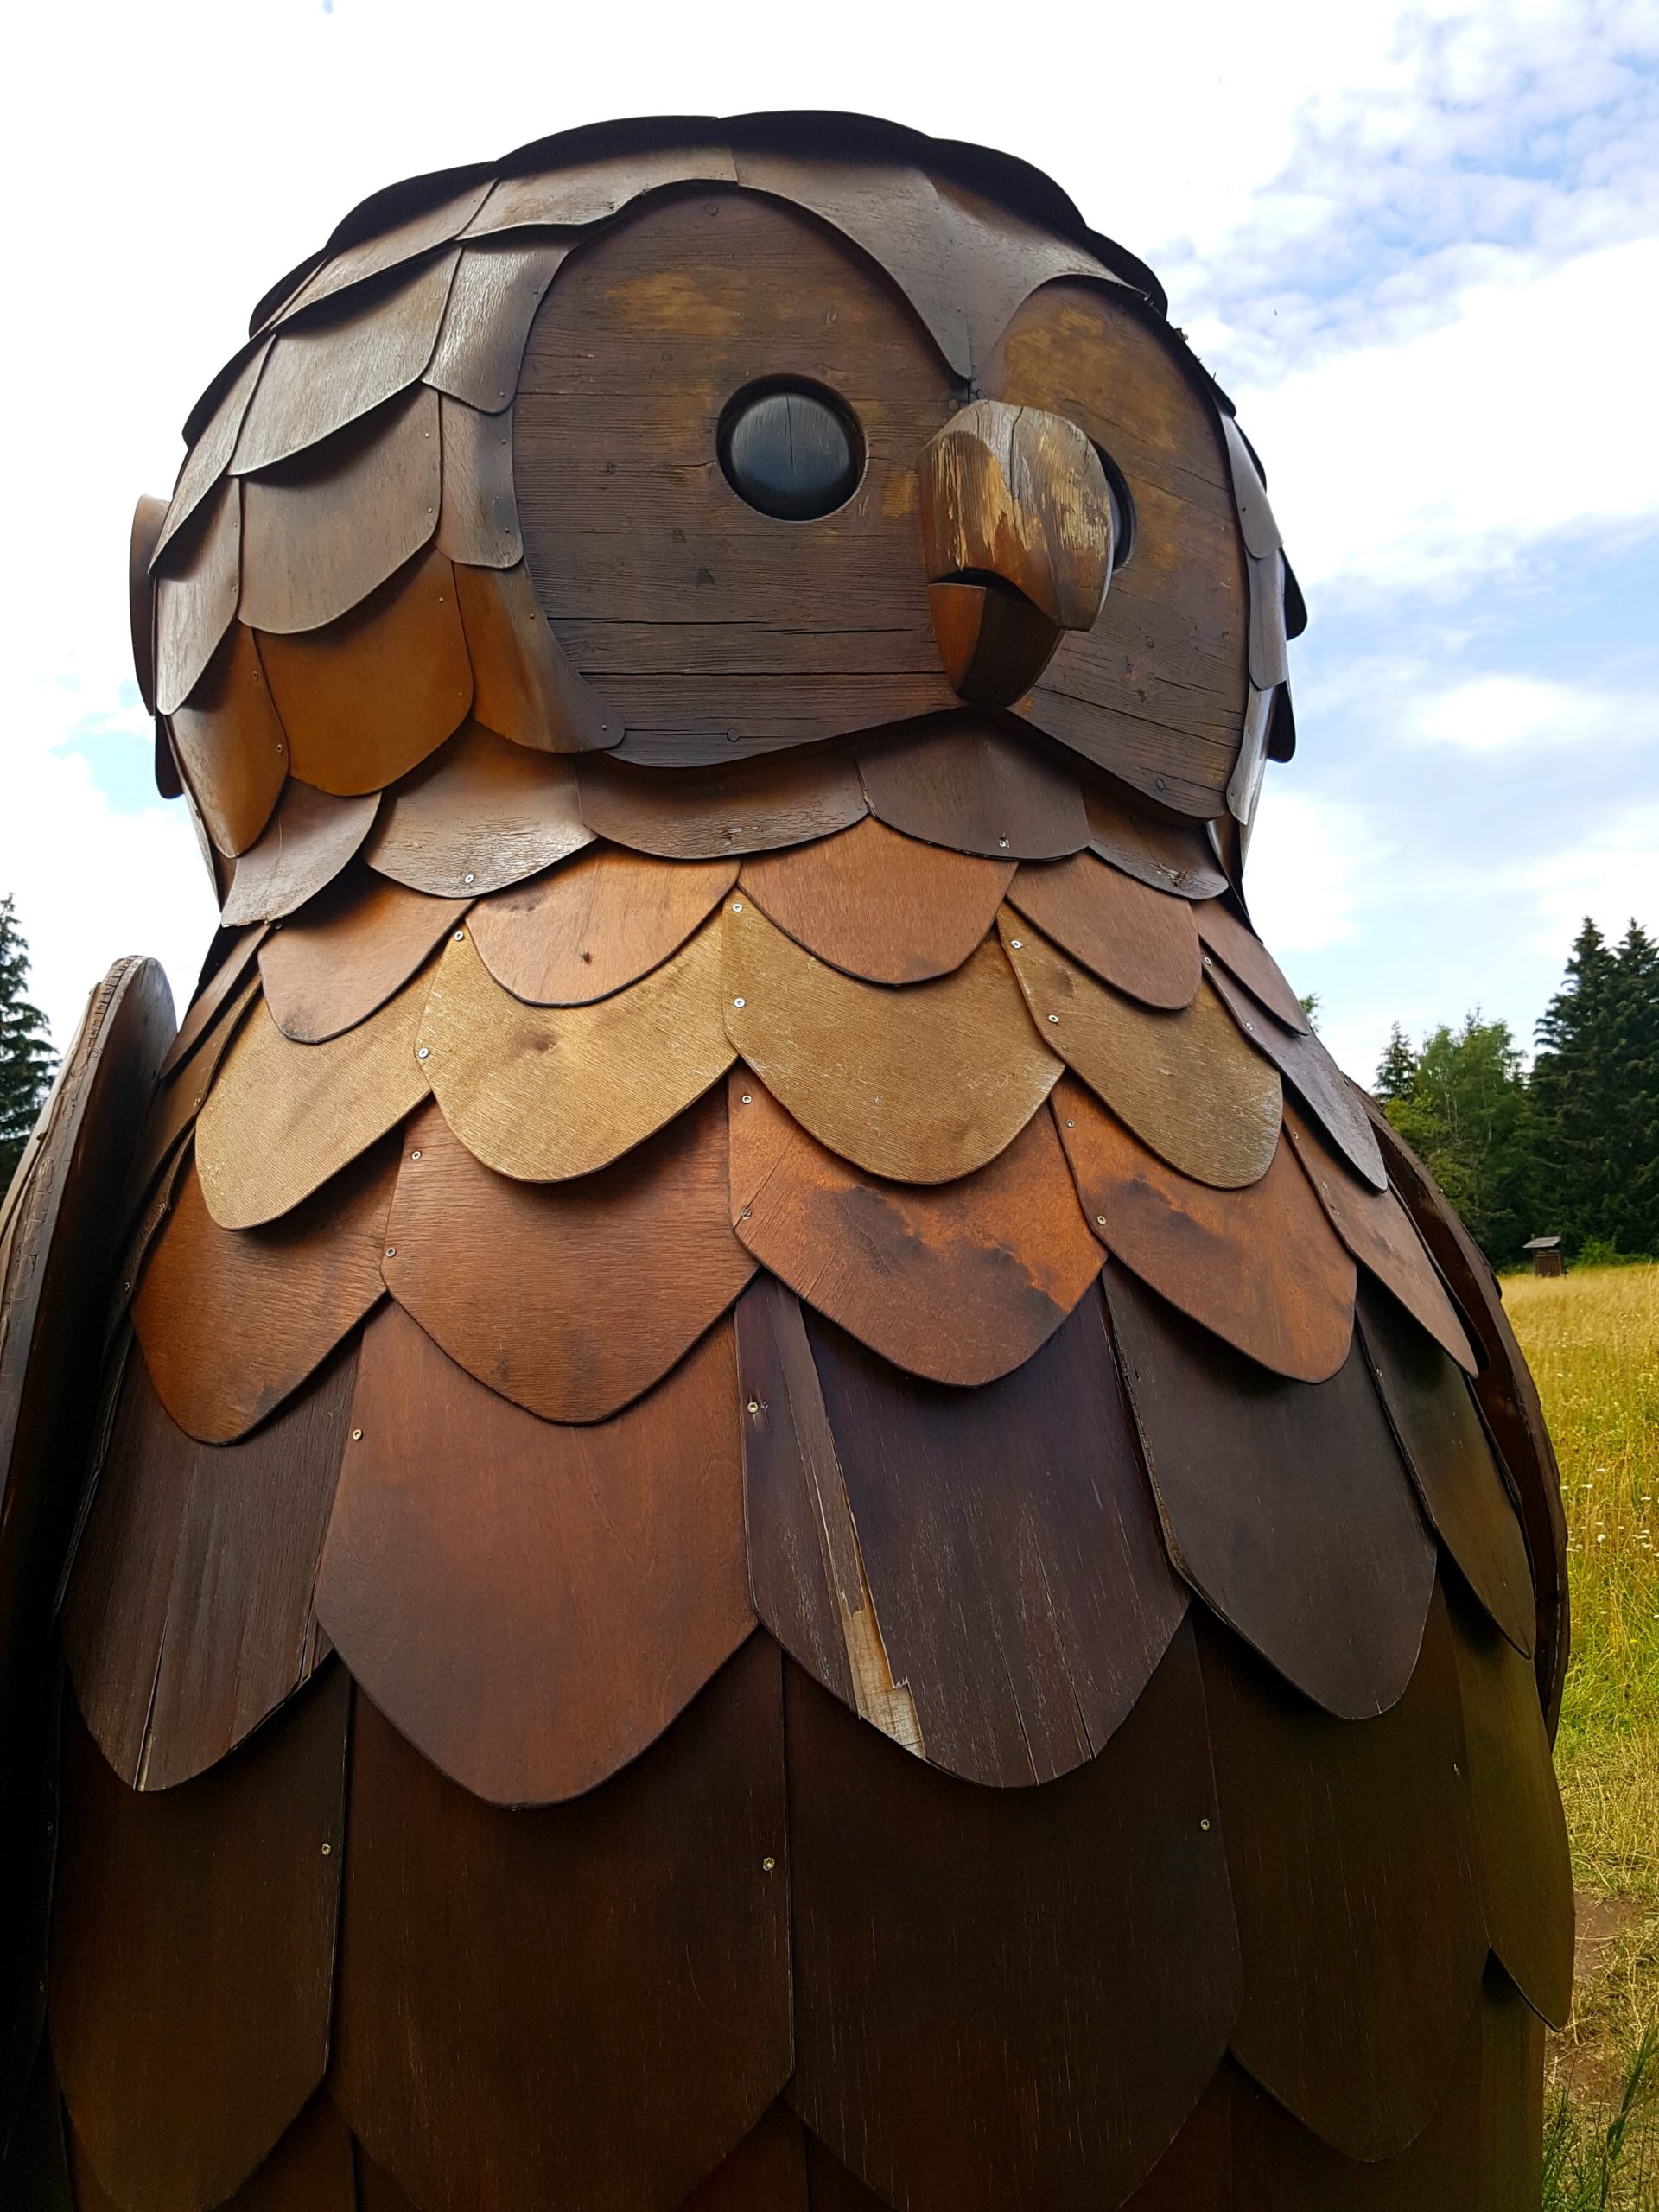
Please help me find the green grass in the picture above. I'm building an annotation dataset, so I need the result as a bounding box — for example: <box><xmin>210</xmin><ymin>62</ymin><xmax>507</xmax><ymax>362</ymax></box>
<box><xmin>1507</xmin><ymin>1264</ymin><xmax>1659</xmax><ymax>2206</ymax></box>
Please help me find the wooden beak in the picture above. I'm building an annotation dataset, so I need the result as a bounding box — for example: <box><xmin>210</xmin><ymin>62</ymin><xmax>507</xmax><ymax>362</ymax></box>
<box><xmin>920</xmin><ymin>401</ymin><xmax>1113</xmax><ymax>705</ymax></box>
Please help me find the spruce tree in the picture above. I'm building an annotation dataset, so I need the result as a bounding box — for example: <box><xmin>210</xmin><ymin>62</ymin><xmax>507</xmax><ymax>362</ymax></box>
<box><xmin>1531</xmin><ymin>918</ymin><xmax>1659</xmax><ymax>1257</ymax></box>
<box><xmin>0</xmin><ymin>895</ymin><xmax>57</xmax><ymax>1189</ymax></box>
<box><xmin>1374</xmin><ymin>1022</ymin><xmax>1417</xmax><ymax>1103</ymax></box>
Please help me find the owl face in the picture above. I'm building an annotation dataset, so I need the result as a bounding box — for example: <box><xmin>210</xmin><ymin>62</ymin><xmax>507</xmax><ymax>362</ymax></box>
<box><xmin>136</xmin><ymin>119</ymin><xmax>1296</xmax><ymax>898</ymax></box>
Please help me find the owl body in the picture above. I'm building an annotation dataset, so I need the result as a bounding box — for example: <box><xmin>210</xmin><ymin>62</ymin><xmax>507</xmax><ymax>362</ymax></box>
<box><xmin>0</xmin><ymin>116</ymin><xmax>1571</xmax><ymax>2212</ymax></box>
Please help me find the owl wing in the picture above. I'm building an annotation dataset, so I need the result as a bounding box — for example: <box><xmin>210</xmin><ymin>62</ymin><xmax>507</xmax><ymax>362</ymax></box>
<box><xmin>0</xmin><ymin>955</ymin><xmax>172</xmax><ymax>2138</ymax></box>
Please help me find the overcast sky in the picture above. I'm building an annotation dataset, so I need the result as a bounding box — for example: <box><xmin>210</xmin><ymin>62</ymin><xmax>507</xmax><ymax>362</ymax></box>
<box><xmin>2</xmin><ymin>0</ymin><xmax>1655</xmax><ymax>1082</ymax></box>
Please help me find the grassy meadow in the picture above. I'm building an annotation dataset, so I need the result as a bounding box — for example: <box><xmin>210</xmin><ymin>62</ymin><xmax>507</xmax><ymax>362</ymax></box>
<box><xmin>1506</xmin><ymin>1263</ymin><xmax>1659</xmax><ymax>2205</ymax></box>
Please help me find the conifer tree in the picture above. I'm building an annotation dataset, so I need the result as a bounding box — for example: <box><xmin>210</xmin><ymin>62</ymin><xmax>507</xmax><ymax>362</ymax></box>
<box><xmin>1374</xmin><ymin>1022</ymin><xmax>1417</xmax><ymax>1103</ymax></box>
<box><xmin>1531</xmin><ymin>918</ymin><xmax>1659</xmax><ymax>1257</ymax></box>
<box><xmin>0</xmin><ymin>895</ymin><xmax>57</xmax><ymax>1189</ymax></box>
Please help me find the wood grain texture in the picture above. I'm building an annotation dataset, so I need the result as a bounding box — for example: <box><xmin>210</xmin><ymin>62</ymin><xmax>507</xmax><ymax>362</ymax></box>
<box><xmin>51</xmin><ymin>1669</ymin><xmax>348</xmax><ymax>2212</ymax></box>
<box><xmin>418</xmin><ymin>918</ymin><xmax>730</xmax><ymax>1179</ymax></box>
<box><xmin>807</xmin><ymin>1289</ymin><xmax>1186</xmax><ymax>1784</ymax></box>
<box><xmin>385</xmin><ymin>1089</ymin><xmax>753</xmax><ymax>1421</ymax></box>
<box><xmin>858</xmin><ymin>721</ymin><xmax>1089</xmax><ymax>859</ymax></box>
<box><xmin>678</xmin><ymin>2105</ymin><xmax>809</xmax><ymax>2212</ymax></box>
<box><xmin>259</xmin><ymin>872</ymin><xmax>471</xmax><ymax>1042</ymax></box>
<box><xmin>1001</xmin><ymin>916</ymin><xmax>1281</xmax><ymax>1188</ymax></box>
<box><xmin>1445</xmin><ymin>1587</ymin><xmax>1573</xmax><ymax>2029</ymax></box>
<box><xmin>132</xmin><ymin>1147</ymin><xmax>392</xmax><ymax>1442</ymax></box>
<box><xmin>1196</xmin><ymin>897</ymin><xmax>1308</xmax><ymax>1032</ymax></box>
<box><xmin>435</xmin><ymin>397</ymin><xmax>519</xmax><ymax>566</ymax></box>
<box><xmin>1057</xmin><ymin>1077</ymin><xmax>1355</xmax><ymax>1382</ymax></box>
<box><xmin>155</xmin><ymin>340</ymin><xmax>270</xmax><ymax>566</ymax></box>
<box><xmin>1224</xmin><ymin>2003</ymin><xmax>1491</xmax><ymax>2211</ymax></box>
<box><xmin>733</xmin><ymin>1276</ymin><xmax>899</xmax><ymax>1738</ymax></box>
<box><xmin>1103</xmin><ymin>1259</ymin><xmax>1437</xmax><ymax>1719</ymax></box>
<box><xmin>280</xmin><ymin>184</ymin><xmax>492</xmax><ymax>320</ymax></box>
<box><xmin>316</xmin><ymin>1303</ymin><xmax>753</xmax><ymax>1803</ymax></box>
<box><xmin>70</xmin><ymin>2096</ymin><xmax>359</xmax><ymax>2212</ymax></box>
<box><xmin>1208</xmin><ymin>962</ymin><xmax>1387</xmax><ymax>1191</ymax></box>
<box><xmin>514</xmin><ymin>190</ymin><xmax>959</xmax><ymax>758</ymax></box>
<box><xmin>577</xmin><ymin>750</ymin><xmax>868</xmax><ymax>859</ymax></box>
<box><xmin>239</xmin><ymin>388</ymin><xmax>442</xmax><ymax>635</ymax></box>
<box><xmin>0</xmin><ymin>959</ymin><xmax>174</xmax><ymax>2126</ymax></box>
<box><xmin>1365</xmin><ymin>1103</ymin><xmax>1569</xmax><ymax>1726</ymax></box>
<box><xmin>232</xmin><ymin>253</ymin><xmax>457</xmax><ymax>474</ymax></box>
<box><xmin>454</xmin><ymin>559</ymin><xmax>615</xmax><ymax>754</ymax></box>
<box><xmin>1357</xmin><ymin>1274</ymin><xmax>1535</xmax><ymax>1657</ymax></box>
<box><xmin>786</xmin><ymin>1621</ymin><xmax>1239</xmax><ymax>2210</ymax></box>
<box><xmin>364</xmin><ymin>720</ymin><xmax>592</xmax><ymax>895</ymax></box>
<box><xmin>471</xmin><ymin>844</ymin><xmax>736</xmax><ymax>1003</ymax></box>
<box><xmin>333</xmin><ymin>1636</ymin><xmax>788</xmax><ymax>2212</ymax></box>
<box><xmin>986</xmin><ymin>283</ymin><xmax>1248</xmax><ymax>817</ymax></box>
<box><xmin>118</xmin><ymin>974</ymin><xmax>260</xmax><ymax>1233</ymax></box>
<box><xmin>465</xmin><ymin>144</ymin><xmax>739</xmax><ymax>234</ymax></box>
<box><xmin>727</xmin><ymin>900</ymin><xmax>1058</xmax><ymax>1183</ymax></box>
<box><xmin>220</xmin><ymin>779</ymin><xmax>379</xmax><ymax>927</ymax></box>
<box><xmin>195</xmin><ymin>973</ymin><xmax>431</xmax><ymax>1230</ymax></box>
<box><xmin>731</xmin><ymin>1077</ymin><xmax>1100</xmax><ymax>1384</ymax></box>
<box><xmin>1007</xmin><ymin>850</ymin><xmax>1201</xmax><ymax>1008</ymax></box>
<box><xmin>168</xmin><ymin>625</ymin><xmax>289</xmax><ymax>857</ymax></box>
<box><xmin>426</xmin><ymin>238</ymin><xmax>572</xmax><ymax>410</ymax></box>
<box><xmin>1201</xmin><ymin>1590</ymin><xmax>1487</xmax><ymax>2161</ymax></box>
<box><xmin>1084</xmin><ymin>791</ymin><xmax>1228</xmax><ymax>899</ymax></box>
<box><xmin>61</xmin><ymin>1342</ymin><xmax>354</xmax><ymax>1789</ymax></box>
<box><xmin>919</xmin><ymin>399</ymin><xmax>1111</xmax><ymax>627</ymax></box>
<box><xmin>739</xmin><ymin>817</ymin><xmax>1011</xmax><ymax>985</ymax></box>
<box><xmin>258</xmin><ymin>547</ymin><xmax>473</xmax><ymax>797</ymax></box>
<box><xmin>157</xmin><ymin>925</ymin><xmax>266</xmax><ymax>1083</ymax></box>
<box><xmin>154</xmin><ymin>479</ymin><xmax>241</xmax><ymax>715</ymax></box>
<box><xmin>1284</xmin><ymin>1101</ymin><xmax>1476</xmax><ymax>1373</ymax></box>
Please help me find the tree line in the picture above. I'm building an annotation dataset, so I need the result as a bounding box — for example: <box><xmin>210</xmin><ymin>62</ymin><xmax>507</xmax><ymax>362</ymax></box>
<box><xmin>1376</xmin><ymin>919</ymin><xmax>1659</xmax><ymax>1269</ymax></box>
<box><xmin>2</xmin><ymin>896</ymin><xmax>1656</xmax><ymax>1269</ymax></box>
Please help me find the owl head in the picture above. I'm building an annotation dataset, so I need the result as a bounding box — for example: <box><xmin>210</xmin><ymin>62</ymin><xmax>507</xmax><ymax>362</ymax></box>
<box><xmin>130</xmin><ymin>113</ymin><xmax>1301</xmax><ymax>925</ymax></box>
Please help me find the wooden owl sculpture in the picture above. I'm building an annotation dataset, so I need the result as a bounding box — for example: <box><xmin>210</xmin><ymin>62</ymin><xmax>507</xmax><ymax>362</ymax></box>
<box><xmin>0</xmin><ymin>113</ymin><xmax>1574</xmax><ymax>2212</ymax></box>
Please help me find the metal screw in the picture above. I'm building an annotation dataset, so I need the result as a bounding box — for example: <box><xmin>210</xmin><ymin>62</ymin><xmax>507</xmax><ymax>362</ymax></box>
<box><xmin>321</xmin><ymin>1841</ymin><xmax>333</xmax><ymax>1856</ymax></box>
<box><xmin>998</xmin><ymin>836</ymin><xmax>1009</xmax><ymax>849</ymax></box>
<box><xmin>454</xmin><ymin>930</ymin><xmax>467</xmax><ymax>942</ymax></box>
<box><xmin>762</xmin><ymin>1856</ymin><xmax>776</xmax><ymax>1872</ymax></box>
<box><xmin>351</xmin><ymin>1428</ymin><xmax>363</xmax><ymax>1441</ymax></box>
<box><xmin>462</xmin><ymin>873</ymin><xmax>475</xmax><ymax>886</ymax></box>
<box><xmin>417</xmin><ymin>1046</ymin><xmax>430</xmax><ymax>1059</ymax></box>
<box><xmin>1009</xmin><ymin>937</ymin><xmax>1023</xmax><ymax>949</ymax></box>
<box><xmin>733</xmin><ymin>996</ymin><xmax>746</xmax><ymax>1008</ymax></box>
<box><xmin>1047</xmin><ymin>1013</ymin><xmax>1060</xmax><ymax>1024</ymax></box>
<box><xmin>741</xmin><ymin>1092</ymin><xmax>752</xmax><ymax>1103</ymax></box>
<box><xmin>731</xmin><ymin>901</ymin><xmax>743</xmax><ymax>912</ymax></box>
<box><xmin>747</xmin><ymin>1400</ymin><xmax>760</xmax><ymax>1414</ymax></box>
<box><xmin>1200</xmin><ymin>1818</ymin><xmax>1211</xmax><ymax>1832</ymax></box>
<box><xmin>385</xmin><ymin>1247</ymin><xmax>397</xmax><ymax>1258</ymax></box>
<box><xmin>1096</xmin><ymin>1216</ymin><xmax>1107</xmax><ymax>1227</ymax></box>
<box><xmin>410</xmin><ymin>1148</ymin><xmax>422</xmax><ymax>1160</ymax></box>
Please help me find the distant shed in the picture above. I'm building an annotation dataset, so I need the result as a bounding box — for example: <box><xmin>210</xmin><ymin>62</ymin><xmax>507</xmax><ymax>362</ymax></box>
<box><xmin>1523</xmin><ymin>1236</ymin><xmax>1564</xmax><ymax>1278</ymax></box>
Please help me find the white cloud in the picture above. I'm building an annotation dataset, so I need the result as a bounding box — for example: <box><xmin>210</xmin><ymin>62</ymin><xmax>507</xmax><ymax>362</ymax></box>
<box><xmin>1236</xmin><ymin>235</ymin><xmax>1659</xmax><ymax>597</ymax></box>
<box><xmin>1500</xmin><ymin>799</ymin><xmax>1659</xmax><ymax>951</ymax></box>
<box><xmin>1243</xmin><ymin>788</ymin><xmax>1385</xmax><ymax>954</ymax></box>
<box><xmin>1407</xmin><ymin>671</ymin><xmax>1659</xmax><ymax>752</ymax></box>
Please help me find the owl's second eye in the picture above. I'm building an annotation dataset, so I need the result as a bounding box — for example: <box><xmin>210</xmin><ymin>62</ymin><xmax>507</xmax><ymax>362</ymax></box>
<box><xmin>719</xmin><ymin>380</ymin><xmax>863</xmax><ymax>520</ymax></box>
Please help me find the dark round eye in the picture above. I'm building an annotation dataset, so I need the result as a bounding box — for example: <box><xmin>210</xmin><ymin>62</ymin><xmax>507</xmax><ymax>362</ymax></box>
<box><xmin>719</xmin><ymin>380</ymin><xmax>863</xmax><ymax>520</ymax></box>
<box><xmin>1094</xmin><ymin>446</ymin><xmax>1135</xmax><ymax>569</ymax></box>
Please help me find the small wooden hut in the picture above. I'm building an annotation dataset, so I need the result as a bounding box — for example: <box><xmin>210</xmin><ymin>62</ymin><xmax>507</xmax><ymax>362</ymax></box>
<box><xmin>1523</xmin><ymin>1236</ymin><xmax>1565</xmax><ymax>1277</ymax></box>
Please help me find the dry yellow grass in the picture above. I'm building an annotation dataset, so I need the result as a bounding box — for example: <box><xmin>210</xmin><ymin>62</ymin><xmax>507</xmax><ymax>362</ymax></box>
<box><xmin>1507</xmin><ymin>1263</ymin><xmax>1659</xmax><ymax>2200</ymax></box>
